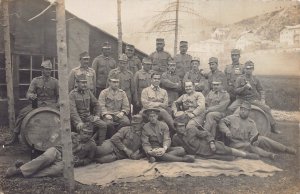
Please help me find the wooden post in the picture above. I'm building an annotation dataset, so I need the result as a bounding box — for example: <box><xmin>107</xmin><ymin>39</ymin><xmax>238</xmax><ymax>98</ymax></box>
<box><xmin>2</xmin><ymin>0</ymin><xmax>16</xmax><ymax>131</ymax></box>
<box><xmin>117</xmin><ymin>0</ymin><xmax>122</xmax><ymax>57</ymax></box>
<box><xmin>174</xmin><ymin>0</ymin><xmax>179</xmax><ymax>56</ymax></box>
<box><xmin>55</xmin><ymin>0</ymin><xmax>74</xmax><ymax>193</ymax></box>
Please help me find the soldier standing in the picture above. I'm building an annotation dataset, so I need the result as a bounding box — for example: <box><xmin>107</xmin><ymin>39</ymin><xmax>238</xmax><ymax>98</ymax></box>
<box><xmin>92</xmin><ymin>42</ymin><xmax>117</xmax><ymax>98</ymax></box>
<box><xmin>161</xmin><ymin>60</ymin><xmax>182</xmax><ymax>108</ymax></box>
<box><xmin>224</xmin><ymin>49</ymin><xmax>244</xmax><ymax>101</ymax></box>
<box><xmin>227</xmin><ymin>61</ymin><xmax>280</xmax><ymax>134</ymax></box>
<box><xmin>203</xmin><ymin>80</ymin><xmax>230</xmax><ymax>138</ymax></box>
<box><xmin>134</xmin><ymin>57</ymin><xmax>153</xmax><ymax>113</ymax></box>
<box><xmin>107</xmin><ymin>54</ymin><xmax>137</xmax><ymax>107</ymax></box>
<box><xmin>69</xmin><ymin>74</ymin><xmax>107</xmax><ymax>145</ymax></box>
<box><xmin>206</xmin><ymin>57</ymin><xmax>227</xmax><ymax>91</ymax></box>
<box><xmin>125</xmin><ymin>44</ymin><xmax>142</xmax><ymax>75</ymax></box>
<box><xmin>174</xmin><ymin>41</ymin><xmax>192</xmax><ymax>80</ymax></box>
<box><xmin>149</xmin><ymin>38</ymin><xmax>172</xmax><ymax>75</ymax></box>
<box><xmin>68</xmin><ymin>51</ymin><xmax>96</xmax><ymax>94</ymax></box>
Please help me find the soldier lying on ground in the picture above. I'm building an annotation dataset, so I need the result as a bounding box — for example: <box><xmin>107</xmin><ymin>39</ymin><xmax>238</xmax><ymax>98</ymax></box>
<box><xmin>7</xmin><ymin>60</ymin><xmax>59</xmax><ymax>145</ymax></box>
<box><xmin>219</xmin><ymin>101</ymin><xmax>296</xmax><ymax>160</ymax></box>
<box><xmin>69</xmin><ymin>74</ymin><xmax>107</xmax><ymax>146</ymax></box>
<box><xmin>5</xmin><ymin>126</ymin><xmax>96</xmax><ymax>178</ymax></box>
<box><xmin>172</xmin><ymin>120</ymin><xmax>260</xmax><ymax>160</ymax></box>
<box><xmin>95</xmin><ymin>115</ymin><xmax>145</xmax><ymax>163</ymax></box>
<box><xmin>141</xmin><ymin>108</ymin><xmax>195</xmax><ymax>163</ymax></box>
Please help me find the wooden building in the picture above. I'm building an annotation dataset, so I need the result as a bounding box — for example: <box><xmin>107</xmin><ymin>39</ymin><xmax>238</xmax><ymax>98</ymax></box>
<box><xmin>0</xmin><ymin>0</ymin><xmax>147</xmax><ymax>124</ymax></box>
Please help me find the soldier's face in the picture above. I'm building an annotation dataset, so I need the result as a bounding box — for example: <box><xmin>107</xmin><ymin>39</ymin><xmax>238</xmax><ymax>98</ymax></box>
<box><xmin>191</xmin><ymin>61</ymin><xmax>199</xmax><ymax>71</ymax></box>
<box><xmin>125</xmin><ymin>48</ymin><xmax>134</xmax><ymax>58</ymax></box>
<box><xmin>239</xmin><ymin>107</ymin><xmax>250</xmax><ymax>119</ymax></box>
<box><xmin>151</xmin><ymin>75</ymin><xmax>161</xmax><ymax>87</ymax></box>
<box><xmin>180</xmin><ymin>46</ymin><xmax>188</xmax><ymax>54</ymax></box>
<box><xmin>185</xmin><ymin>82</ymin><xmax>194</xmax><ymax>94</ymax></box>
<box><xmin>143</xmin><ymin>63</ymin><xmax>152</xmax><ymax>71</ymax></box>
<box><xmin>148</xmin><ymin>113</ymin><xmax>158</xmax><ymax>124</ymax></box>
<box><xmin>80</xmin><ymin>130</ymin><xmax>93</xmax><ymax>142</ymax></box>
<box><xmin>168</xmin><ymin>64</ymin><xmax>176</xmax><ymax>73</ymax></box>
<box><xmin>119</xmin><ymin>61</ymin><xmax>128</xmax><ymax>70</ymax></box>
<box><xmin>209</xmin><ymin>62</ymin><xmax>218</xmax><ymax>71</ymax></box>
<box><xmin>110</xmin><ymin>80</ymin><xmax>120</xmax><ymax>89</ymax></box>
<box><xmin>77</xmin><ymin>81</ymin><xmax>88</xmax><ymax>91</ymax></box>
<box><xmin>132</xmin><ymin>123</ymin><xmax>143</xmax><ymax>132</ymax></box>
<box><xmin>80</xmin><ymin>58</ymin><xmax>90</xmax><ymax>68</ymax></box>
<box><xmin>176</xmin><ymin>125</ymin><xmax>186</xmax><ymax>134</ymax></box>
<box><xmin>156</xmin><ymin>43</ymin><xmax>164</xmax><ymax>51</ymax></box>
<box><xmin>103</xmin><ymin>48</ymin><xmax>111</xmax><ymax>56</ymax></box>
<box><xmin>212</xmin><ymin>84</ymin><xmax>221</xmax><ymax>91</ymax></box>
<box><xmin>231</xmin><ymin>54</ymin><xmax>240</xmax><ymax>63</ymax></box>
<box><xmin>245</xmin><ymin>68</ymin><xmax>254</xmax><ymax>75</ymax></box>
<box><xmin>42</xmin><ymin>68</ymin><xmax>52</xmax><ymax>77</ymax></box>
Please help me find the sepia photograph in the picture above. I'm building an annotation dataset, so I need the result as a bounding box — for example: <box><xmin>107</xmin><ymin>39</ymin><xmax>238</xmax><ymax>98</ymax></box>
<box><xmin>0</xmin><ymin>0</ymin><xmax>299</xmax><ymax>193</ymax></box>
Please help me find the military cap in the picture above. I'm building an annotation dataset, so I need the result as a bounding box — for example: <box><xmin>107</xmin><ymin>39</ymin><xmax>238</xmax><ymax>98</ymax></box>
<box><xmin>142</xmin><ymin>57</ymin><xmax>152</xmax><ymax>64</ymax></box>
<box><xmin>76</xmin><ymin>74</ymin><xmax>87</xmax><ymax>82</ymax></box>
<box><xmin>212</xmin><ymin>79</ymin><xmax>222</xmax><ymax>85</ymax></box>
<box><xmin>156</xmin><ymin>38</ymin><xmax>165</xmax><ymax>43</ymax></box>
<box><xmin>174</xmin><ymin>114</ymin><xmax>188</xmax><ymax>127</ymax></box>
<box><xmin>102</xmin><ymin>41</ymin><xmax>111</xmax><ymax>49</ymax></box>
<box><xmin>109</xmin><ymin>77</ymin><xmax>120</xmax><ymax>82</ymax></box>
<box><xmin>81</xmin><ymin>126</ymin><xmax>94</xmax><ymax>134</ymax></box>
<box><xmin>180</xmin><ymin>41</ymin><xmax>188</xmax><ymax>46</ymax></box>
<box><xmin>79</xmin><ymin>51</ymin><xmax>90</xmax><ymax>59</ymax></box>
<box><xmin>131</xmin><ymin>114</ymin><xmax>143</xmax><ymax>124</ymax></box>
<box><xmin>118</xmin><ymin>54</ymin><xmax>128</xmax><ymax>62</ymax></box>
<box><xmin>191</xmin><ymin>57</ymin><xmax>200</xmax><ymax>63</ymax></box>
<box><xmin>144</xmin><ymin>108</ymin><xmax>160</xmax><ymax>115</ymax></box>
<box><xmin>168</xmin><ymin>59</ymin><xmax>176</xmax><ymax>65</ymax></box>
<box><xmin>126</xmin><ymin>44</ymin><xmax>135</xmax><ymax>50</ymax></box>
<box><xmin>240</xmin><ymin>101</ymin><xmax>251</xmax><ymax>110</ymax></box>
<box><xmin>231</xmin><ymin>49</ymin><xmax>240</xmax><ymax>55</ymax></box>
<box><xmin>41</xmin><ymin>60</ymin><xmax>53</xmax><ymax>69</ymax></box>
<box><xmin>245</xmin><ymin>61</ymin><xmax>254</xmax><ymax>69</ymax></box>
<box><xmin>208</xmin><ymin>57</ymin><xmax>218</xmax><ymax>64</ymax></box>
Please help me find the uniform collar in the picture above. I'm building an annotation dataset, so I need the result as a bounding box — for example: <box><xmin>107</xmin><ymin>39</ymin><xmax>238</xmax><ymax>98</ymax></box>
<box><xmin>151</xmin><ymin>84</ymin><xmax>160</xmax><ymax>91</ymax></box>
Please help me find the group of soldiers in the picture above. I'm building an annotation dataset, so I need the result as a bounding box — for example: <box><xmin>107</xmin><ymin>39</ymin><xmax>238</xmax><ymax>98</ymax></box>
<box><xmin>5</xmin><ymin>38</ymin><xmax>297</xmax><ymax>178</ymax></box>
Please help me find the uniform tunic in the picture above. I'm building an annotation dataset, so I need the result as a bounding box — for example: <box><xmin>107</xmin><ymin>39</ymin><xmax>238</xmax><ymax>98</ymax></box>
<box><xmin>207</xmin><ymin>70</ymin><xmax>227</xmax><ymax>91</ymax></box>
<box><xmin>134</xmin><ymin>69</ymin><xmax>153</xmax><ymax>104</ymax></box>
<box><xmin>149</xmin><ymin>50</ymin><xmax>172</xmax><ymax>75</ymax></box>
<box><xmin>127</xmin><ymin>56</ymin><xmax>142</xmax><ymax>75</ymax></box>
<box><xmin>183</xmin><ymin>70</ymin><xmax>208</xmax><ymax>93</ymax></box>
<box><xmin>161</xmin><ymin>71</ymin><xmax>182</xmax><ymax>106</ymax></box>
<box><xmin>224</xmin><ymin>63</ymin><xmax>244</xmax><ymax>97</ymax></box>
<box><xmin>174</xmin><ymin>53</ymin><xmax>192</xmax><ymax>80</ymax></box>
<box><xmin>68</xmin><ymin>66</ymin><xmax>96</xmax><ymax>93</ymax></box>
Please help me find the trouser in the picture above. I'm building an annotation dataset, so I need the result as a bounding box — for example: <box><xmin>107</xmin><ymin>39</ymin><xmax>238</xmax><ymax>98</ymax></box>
<box><xmin>186</xmin><ymin>115</ymin><xmax>205</xmax><ymax>130</ymax></box>
<box><xmin>90</xmin><ymin>118</ymin><xmax>107</xmax><ymax>145</ymax></box>
<box><xmin>95</xmin><ymin>140</ymin><xmax>118</xmax><ymax>163</ymax></box>
<box><xmin>228</xmin><ymin>98</ymin><xmax>275</xmax><ymax>126</ymax></box>
<box><xmin>254</xmin><ymin>136</ymin><xmax>288</xmax><ymax>153</ymax></box>
<box><xmin>20</xmin><ymin>147</ymin><xmax>63</xmax><ymax>178</ymax></box>
<box><xmin>157</xmin><ymin>108</ymin><xmax>176</xmax><ymax>134</ymax></box>
<box><xmin>103</xmin><ymin>115</ymin><xmax>130</xmax><ymax>138</ymax></box>
<box><xmin>231</xmin><ymin>142</ymin><xmax>274</xmax><ymax>158</ymax></box>
<box><xmin>203</xmin><ymin>112</ymin><xmax>225</xmax><ymax>138</ymax></box>
<box><xmin>152</xmin><ymin>147</ymin><xmax>186</xmax><ymax>162</ymax></box>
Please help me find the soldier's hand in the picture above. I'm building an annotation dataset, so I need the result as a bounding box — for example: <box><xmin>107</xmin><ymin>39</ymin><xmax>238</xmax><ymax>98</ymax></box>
<box><xmin>155</xmin><ymin>148</ymin><xmax>166</xmax><ymax>157</ymax></box>
<box><xmin>76</xmin><ymin>122</ymin><xmax>84</xmax><ymax>130</ymax></box>
<box><xmin>116</xmin><ymin>112</ymin><xmax>124</xmax><ymax>118</ymax></box>
<box><xmin>93</xmin><ymin>115</ymin><xmax>100</xmax><ymax>121</ymax></box>
<box><xmin>174</xmin><ymin>111</ymin><xmax>185</xmax><ymax>117</ymax></box>
<box><xmin>209</xmin><ymin>141</ymin><xmax>217</xmax><ymax>153</ymax></box>
<box><xmin>123</xmin><ymin>147</ymin><xmax>133</xmax><ymax>158</ymax></box>
<box><xmin>187</xmin><ymin>113</ymin><xmax>195</xmax><ymax>118</ymax></box>
<box><xmin>105</xmin><ymin>114</ymin><xmax>113</xmax><ymax>120</ymax></box>
<box><xmin>130</xmin><ymin>150</ymin><xmax>141</xmax><ymax>160</ymax></box>
<box><xmin>28</xmin><ymin>93</ymin><xmax>37</xmax><ymax>100</ymax></box>
<box><xmin>226</xmin><ymin>132</ymin><xmax>232</xmax><ymax>139</ymax></box>
<box><xmin>261</xmin><ymin>99</ymin><xmax>266</xmax><ymax>104</ymax></box>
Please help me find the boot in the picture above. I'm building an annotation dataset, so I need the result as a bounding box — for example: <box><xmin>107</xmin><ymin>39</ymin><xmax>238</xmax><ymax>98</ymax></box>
<box><xmin>148</xmin><ymin>156</ymin><xmax>156</xmax><ymax>163</ymax></box>
<box><xmin>14</xmin><ymin>160</ymin><xmax>24</xmax><ymax>168</ymax></box>
<box><xmin>182</xmin><ymin>155</ymin><xmax>195</xmax><ymax>163</ymax></box>
<box><xmin>245</xmin><ymin>153</ymin><xmax>260</xmax><ymax>160</ymax></box>
<box><xmin>271</xmin><ymin>124</ymin><xmax>281</xmax><ymax>134</ymax></box>
<box><xmin>285</xmin><ymin>147</ymin><xmax>296</xmax><ymax>155</ymax></box>
<box><xmin>269</xmin><ymin>153</ymin><xmax>279</xmax><ymax>160</ymax></box>
<box><xmin>5</xmin><ymin>167</ymin><xmax>22</xmax><ymax>178</ymax></box>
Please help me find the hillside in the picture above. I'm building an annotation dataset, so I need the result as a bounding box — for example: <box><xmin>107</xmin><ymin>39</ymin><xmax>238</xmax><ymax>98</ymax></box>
<box><xmin>226</xmin><ymin>5</ymin><xmax>300</xmax><ymax>40</ymax></box>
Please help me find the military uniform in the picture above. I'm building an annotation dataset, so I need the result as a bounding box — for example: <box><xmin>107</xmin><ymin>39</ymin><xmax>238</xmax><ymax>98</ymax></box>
<box><xmin>183</xmin><ymin>70</ymin><xmax>208</xmax><ymax>94</ymax></box>
<box><xmin>161</xmin><ymin>70</ymin><xmax>182</xmax><ymax>107</ymax></box>
<box><xmin>107</xmin><ymin>67</ymin><xmax>136</xmax><ymax>105</ymax></box>
<box><xmin>98</xmin><ymin>87</ymin><xmax>130</xmax><ymax>131</ymax></box>
<box><xmin>18</xmin><ymin>132</ymin><xmax>96</xmax><ymax>178</ymax></box>
<box><xmin>172</xmin><ymin>91</ymin><xmax>205</xmax><ymax>129</ymax></box>
<box><xmin>224</xmin><ymin>62</ymin><xmax>244</xmax><ymax>100</ymax></box>
<box><xmin>128</xmin><ymin>56</ymin><xmax>142</xmax><ymax>75</ymax></box>
<box><xmin>207</xmin><ymin>70</ymin><xmax>226</xmax><ymax>91</ymax></box>
<box><xmin>134</xmin><ymin>69</ymin><xmax>154</xmax><ymax>106</ymax></box>
<box><xmin>92</xmin><ymin>55</ymin><xmax>117</xmax><ymax>97</ymax></box>
<box><xmin>203</xmin><ymin>89</ymin><xmax>230</xmax><ymax>137</ymax></box>
<box><xmin>174</xmin><ymin>53</ymin><xmax>192</xmax><ymax>80</ymax></box>
<box><xmin>68</xmin><ymin>66</ymin><xmax>96</xmax><ymax>94</ymax></box>
<box><xmin>69</xmin><ymin>88</ymin><xmax>107</xmax><ymax>144</ymax></box>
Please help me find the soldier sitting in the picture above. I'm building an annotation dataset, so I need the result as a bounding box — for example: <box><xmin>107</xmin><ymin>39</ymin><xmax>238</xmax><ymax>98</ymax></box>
<box><xmin>95</xmin><ymin>114</ymin><xmax>145</xmax><ymax>163</ymax></box>
<box><xmin>141</xmin><ymin>73</ymin><xmax>176</xmax><ymax>133</ymax></box>
<box><xmin>172</xmin><ymin>119</ymin><xmax>260</xmax><ymax>160</ymax></box>
<box><xmin>69</xmin><ymin>74</ymin><xmax>107</xmax><ymax>145</ymax></box>
<box><xmin>161</xmin><ymin>59</ymin><xmax>182</xmax><ymax>108</ymax></box>
<box><xmin>203</xmin><ymin>80</ymin><xmax>230</xmax><ymax>138</ymax></box>
<box><xmin>172</xmin><ymin>81</ymin><xmax>205</xmax><ymax>130</ymax></box>
<box><xmin>99</xmin><ymin>78</ymin><xmax>130</xmax><ymax>138</ymax></box>
<box><xmin>68</xmin><ymin>51</ymin><xmax>96</xmax><ymax>94</ymax></box>
<box><xmin>5</xmin><ymin>126</ymin><xmax>96</xmax><ymax>178</ymax></box>
<box><xmin>141</xmin><ymin>108</ymin><xmax>195</xmax><ymax>163</ymax></box>
<box><xmin>183</xmin><ymin>57</ymin><xmax>208</xmax><ymax>95</ymax></box>
<box><xmin>227</xmin><ymin>61</ymin><xmax>280</xmax><ymax>134</ymax></box>
<box><xmin>8</xmin><ymin>60</ymin><xmax>59</xmax><ymax>144</ymax></box>
<box><xmin>219</xmin><ymin>101</ymin><xmax>296</xmax><ymax>160</ymax></box>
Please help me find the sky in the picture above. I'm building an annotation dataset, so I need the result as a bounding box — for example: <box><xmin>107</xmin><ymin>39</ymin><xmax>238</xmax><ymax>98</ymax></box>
<box><xmin>63</xmin><ymin>0</ymin><xmax>300</xmax><ymax>75</ymax></box>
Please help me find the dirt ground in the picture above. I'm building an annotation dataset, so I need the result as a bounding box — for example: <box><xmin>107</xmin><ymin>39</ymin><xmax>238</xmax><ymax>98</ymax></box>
<box><xmin>0</xmin><ymin>121</ymin><xmax>299</xmax><ymax>194</ymax></box>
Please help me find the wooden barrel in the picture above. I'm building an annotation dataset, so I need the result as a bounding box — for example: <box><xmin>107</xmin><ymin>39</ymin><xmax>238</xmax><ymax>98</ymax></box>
<box><xmin>234</xmin><ymin>105</ymin><xmax>271</xmax><ymax>137</ymax></box>
<box><xmin>20</xmin><ymin>107</ymin><xmax>61</xmax><ymax>151</ymax></box>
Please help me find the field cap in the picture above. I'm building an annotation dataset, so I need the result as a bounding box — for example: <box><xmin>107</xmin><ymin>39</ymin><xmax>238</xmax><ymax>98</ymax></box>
<box><xmin>191</xmin><ymin>57</ymin><xmax>200</xmax><ymax>63</ymax></box>
<box><xmin>80</xmin><ymin>51</ymin><xmax>90</xmax><ymax>59</ymax></box>
<box><xmin>208</xmin><ymin>57</ymin><xmax>218</xmax><ymax>64</ymax></box>
<box><xmin>102</xmin><ymin>41</ymin><xmax>111</xmax><ymax>49</ymax></box>
<box><xmin>142</xmin><ymin>57</ymin><xmax>152</xmax><ymax>64</ymax></box>
<box><xmin>144</xmin><ymin>108</ymin><xmax>160</xmax><ymax>115</ymax></box>
<box><xmin>126</xmin><ymin>44</ymin><xmax>135</xmax><ymax>50</ymax></box>
<box><xmin>168</xmin><ymin>59</ymin><xmax>176</xmax><ymax>65</ymax></box>
<box><xmin>41</xmin><ymin>60</ymin><xmax>53</xmax><ymax>69</ymax></box>
<box><xmin>180</xmin><ymin>41</ymin><xmax>188</xmax><ymax>46</ymax></box>
<box><xmin>240</xmin><ymin>101</ymin><xmax>251</xmax><ymax>110</ymax></box>
<box><xmin>156</xmin><ymin>38</ymin><xmax>165</xmax><ymax>43</ymax></box>
<box><xmin>76</xmin><ymin>74</ymin><xmax>87</xmax><ymax>82</ymax></box>
<box><xmin>245</xmin><ymin>61</ymin><xmax>254</xmax><ymax>69</ymax></box>
<box><xmin>231</xmin><ymin>49</ymin><xmax>240</xmax><ymax>55</ymax></box>
<box><xmin>131</xmin><ymin>114</ymin><xmax>143</xmax><ymax>124</ymax></box>
<box><xmin>118</xmin><ymin>54</ymin><xmax>128</xmax><ymax>62</ymax></box>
